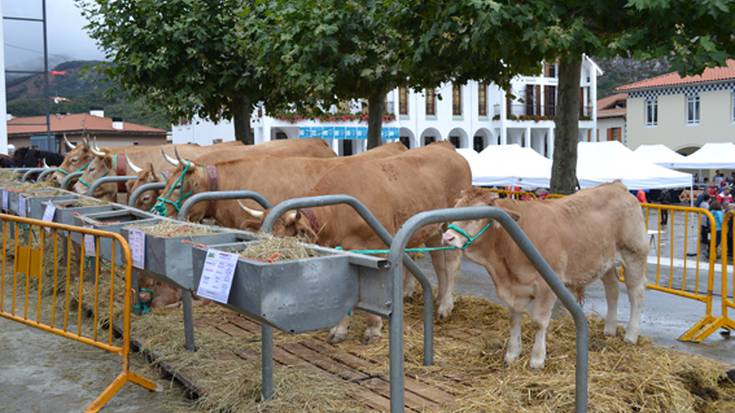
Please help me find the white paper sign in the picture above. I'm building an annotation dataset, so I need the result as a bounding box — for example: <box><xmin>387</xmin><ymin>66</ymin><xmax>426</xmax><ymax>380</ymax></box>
<box><xmin>84</xmin><ymin>225</ymin><xmax>96</xmax><ymax>256</ymax></box>
<box><xmin>196</xmin><ymin>249</ymin><xmax>239</xmax><ymax>304</ymax></box>
<box><xmin>128</xmin><ymin>227</ymin><xmax>145</xmax><ymax>269</ymax></box>
<box><xmin>17</xmin><ymin>196</ymin><xmax>26</xmax><ymax>217</ymax></box>
<box><xmin>1</xmin><ymin>191</ymin><xmax>8</xmax><ymax>211</ymax></box>
<box><xmin>42</xmin><ymin>203</ymin><xmax>56</xmax><ymax>223</ymax></box>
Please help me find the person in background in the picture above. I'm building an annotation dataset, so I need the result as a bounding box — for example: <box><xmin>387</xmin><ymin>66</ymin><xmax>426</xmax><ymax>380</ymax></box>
<box><xmin>636</xmin><ymin>189</ymin><xmax>648</xmax><ymax>204</ymax></box>
<box><xmin>659</xmin><ymin>188</ymin><xmax>671</xmax><ymax>225</ymax></box>
<box><xmin>714</xmin><ymin>170</ymin><xmax>724</xmax><ymax>187</ymax></box>
<box><xmin>727</xmin><ymin>204</ymin><xmax>735</xmax><ymax>259</ymax></box>
<box><xmin>718</xmin><ymin>186</ymin><xmax>733</xmax><ymax>204</ymax></box>
<box><xmin>709</xmin><ymin>200</ymin><xmax>724</xmax><ymax>259</ymax></box>
<box><xmin>700</xmin><ymin>194</ymin><xmax>711</xmax><ymax>258</ymax></box>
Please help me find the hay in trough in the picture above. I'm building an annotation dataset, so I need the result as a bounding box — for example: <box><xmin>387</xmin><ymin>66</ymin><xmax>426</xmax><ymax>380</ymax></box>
<box><xmin>131</xmin><ymin>220</ymin><xmax>216</xmax><ymax>238</ymax></box>
<box><xmin>0</xmin><ymin>169</ymin><xmax>20</xmax><ymax>183</ymax></box>
<box><xmin>239</xmin><ymin>235</ymin><xmax>319</xmax><ymax>262</ymax></box>
<box><xmin>57</xmin><ymin>197</ymin><xmax>107</xmax><ymax>208</ymax></box>
<box><xmin>131</xmin><ymin>293</ymin><xmax>735</xmax><ymax>412</ymax></box>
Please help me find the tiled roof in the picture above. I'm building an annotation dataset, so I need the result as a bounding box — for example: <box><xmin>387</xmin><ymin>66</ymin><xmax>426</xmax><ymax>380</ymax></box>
<box><xmin>598</xmin><ymin>107</ymin><xmax>626</xmax><ymax>119</ymax></box>
<box><xmin>617</xmin><ymin>59</ymin><xmax>735</xmax><ymax>91</ymax></box>
<box><xmin>7</xmin><ymin>113</ymin><xmax>165</xmax><ymax>136</ymax></box>
<box><xmin>597</xmin><ymin>93</ymin><xmax>627</xmax><ymax>119</ymax></box>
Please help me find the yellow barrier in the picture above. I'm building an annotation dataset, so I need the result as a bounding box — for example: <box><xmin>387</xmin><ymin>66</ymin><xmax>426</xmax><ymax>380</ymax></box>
<box><xmin>639</xmin><ymin>203</ymin><xmax>719</xmax><ymax>342</ymax></box>
<box><xmin>0</xmin><ymin>213</ymin><xmax>158</xmax><ymax>412</ymax></box>
<box><xmin>488</xmin><ymin>188</ymin><xmax>538</xmax><ymax>200</ymax></box>
<box><xmin>699</xmin><ymin>211</ymin><xmax>735</xmax><ymax>339</ymax></box>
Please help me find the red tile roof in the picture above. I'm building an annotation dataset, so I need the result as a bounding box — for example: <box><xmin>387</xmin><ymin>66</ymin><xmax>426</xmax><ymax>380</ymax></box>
<box><xmin>7</xmin><ymin>113</ymin><xmax>165</xmax><ymax>136</ymax></box>
<box><xmin>617</xmin><ymin>59</ymin><xmax>735</xmax><ymax>91</ymax></box>
<box><xmin>597</xmin><ymin>93</ymin><xmax>627</xmax><ymax>119</ymax></box>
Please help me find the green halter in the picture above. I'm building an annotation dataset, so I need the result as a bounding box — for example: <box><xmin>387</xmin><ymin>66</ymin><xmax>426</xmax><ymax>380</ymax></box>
<box><xmin>56</xmin><ymin>160</ymin><xmax>91</xmax><ymax>176</ymax></box>
<box><xmin>446</xmin><ymin>222</ymin><xmax>492</xmax><ymax>249</ymax></box>
<box><xmin>152</xmin><ymin>161</ymin><xmax>193</xmax><ymax>215</ymax></box>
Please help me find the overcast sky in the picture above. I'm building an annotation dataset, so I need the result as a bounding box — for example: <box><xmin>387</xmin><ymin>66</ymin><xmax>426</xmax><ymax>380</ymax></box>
<box><xmin>3</xmin><ymin>0</ymin><xmax>104</xmax><ymax>70</ymax></box>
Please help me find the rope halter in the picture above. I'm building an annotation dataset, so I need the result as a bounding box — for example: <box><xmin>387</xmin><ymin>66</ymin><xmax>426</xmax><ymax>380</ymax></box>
<box><xmin>152</xmin><ymin>160</ymin><xmax>194</xmax><ymax>215</ymax></box>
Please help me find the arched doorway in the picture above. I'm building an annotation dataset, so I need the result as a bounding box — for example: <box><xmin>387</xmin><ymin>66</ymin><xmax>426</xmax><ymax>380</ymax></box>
<box><xmin>420</xmin><ymin>128</ymin><xmax>441</xmax><ymax>146</ymax></box>
<box><xmin>399</xmin><ymin>127</ymin><xmax>416</xmax><ymax>148</ymax></box>
<box><xmin>473</xmin><ymin>128</ymin><xmax>492</xmax><ymax>152</ymax></box>
<box><xmin>448</xmin><ymin>128</ymin><xmax>469</xmax><ymax>148</ymax></box>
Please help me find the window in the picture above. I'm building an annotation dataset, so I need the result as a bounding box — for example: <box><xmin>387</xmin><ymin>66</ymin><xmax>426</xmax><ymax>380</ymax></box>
<box><xmin>398</xmin><ymin>87</ymin><xmax>409</xmax><ymax>116</ymax></box>
<box><xmin>449</xmin><ymin>136</ymin><xmax>461</xmax><ymax>148</ymax></box>
<box><xmin>452</xmin><ymin>83</ymin><xmax>463</xmax><ymax>116</ymax></box>
<box><xmin>645</xmin><ymin>98</ymin><xmax>658</xmax><ymax>126</ymax></box>
<box><xmin>399</xmin><ymin>136</ymin><xmax>411</xmax><ymax>148</ymax></box>
<box><xmin>686</xmin><ymin>94</ymin><xmax>700</xmax><ymax>125</ymax></box>
<box><xmin>425</xmin><ymin>89</ymin><xmax>436</xmax><ymax>116</ymax></box>
<box><xmin>478</xmin><ymin>82</ymin><xmax>487</xmax><ymax>117</ymax></box>
<box><xmin>543</xmin><ymin>61</ymin><xmax>556</xmax><ymax>78</ymax></box>
<box><xmin>424</xmin><ymin>136</ymin><xmax>436</xmax><ymax>146</ymax></box>
<box><xmin>473</xmin><ymin>136</ymin><xmax>485</xmax><ymax>152</ymax></box>
<box><xmin>607</xmin><ymin>127</ymin><xmax>622</xmax><ymax>142</ymax></box>
<box><xmin>545</xmin><ymin>86</ymin><xmax>556</xmax><ymax>116</ymax></box>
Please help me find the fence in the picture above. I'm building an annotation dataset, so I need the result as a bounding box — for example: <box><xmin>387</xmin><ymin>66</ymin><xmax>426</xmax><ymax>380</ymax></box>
<box><xmin>0</xmin><ymin>213</ymin><xmax>157</xmax><ymax>412</ymax></box>
<box><xmin>487</xmin><ymin>188</ymin><xmax>538</xmax><ymax>200</ymax></box>
<box><xmin>699</xmin><ymin>211</ymin><xmax>735</xmax><ymax>340</ymax></box>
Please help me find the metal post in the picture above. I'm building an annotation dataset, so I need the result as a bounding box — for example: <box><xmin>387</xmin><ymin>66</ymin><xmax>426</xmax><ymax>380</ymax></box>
<box><xmin>128</xmin><ymin>182</ymin><xmax>166</xmax><ymax>209</ymax></box>
<box><xmin>389</xmin><ymin>207</ymin><xmax>589</xmax><ymax>413</ymax></box>
<box><xmin>61</xmin><ymin>171</ymin><xmax>84</xmax><ymax>190</ymax></box>
<box><xmin>176</xmin><ymin>190</ymin><xmax>273</xmax><ymax>354</ymax></box>
<box><xmin>85</xmin><ymin>175</ymin><xmax>138</xmax><ymax>197</ymax></box>
<box><xmin>262</xmin><ymin>195</ymin><xmax>434</xmax><ymax>366</ymax></box>
<box><xmin>36</xmin><ymin>168</ymin><xmax>56</xmax><ymax>183</ymax></box>
<box><xmin>42</xmin><ymin>0</ymin><xmax>51</xmax><ymax>144</ymax></box>
<box><xmin>22</xmin><ymin>168</ymin><xmax>48</xmax><ymax>181</ymax></box>
<box><xmin>261</xmin><ymin>324</ymin><xmax>274</xmax><ymax>400</ymax></box>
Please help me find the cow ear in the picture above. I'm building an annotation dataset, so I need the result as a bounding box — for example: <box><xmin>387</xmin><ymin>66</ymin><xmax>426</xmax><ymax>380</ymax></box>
<box><xmin>103</xmin><ymin>155</ymin><xmax>113</xmax><ymax>169</ymax></box>
<box><xmin>502</xmin><ymin>208</ymin><xmax>521</xmax><ymax>222</ymax></box>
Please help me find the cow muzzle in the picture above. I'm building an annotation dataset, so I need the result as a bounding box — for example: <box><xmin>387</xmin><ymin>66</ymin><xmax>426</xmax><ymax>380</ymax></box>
<box><xmin>442</xmin><ymin>230</ymin><xmax>465</xmax><ymax>248</ymax></box>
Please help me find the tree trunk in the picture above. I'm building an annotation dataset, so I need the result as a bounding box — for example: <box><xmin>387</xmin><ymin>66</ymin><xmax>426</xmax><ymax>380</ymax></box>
<box><xmin>550</xmin><ymin>54</ymin><xmax>582</xmax><ymax>195</ymax></box>
<box><xmin>232</xmin><ymin>95</ymin><xmax>253</xmax><ymax>145</ymax></box>
<box><xmin>367</xmin><ymin>92</ymin><xmax>385</xmax><ymax>149</ymax></box>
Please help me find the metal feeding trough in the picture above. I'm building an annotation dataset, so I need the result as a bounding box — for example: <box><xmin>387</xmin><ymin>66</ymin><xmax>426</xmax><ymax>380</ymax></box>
<box><xmin>7</xmin><ymin>188</ymin><xmax>66</xmax><ymax>215</ymax></box>
<box><xmin>73</xmin><ymin>208</ymin><xmax>160</xmax><ymax>263</ymax></box>
<box><xmin>49</xmin><ymin>198</ymin><xmax>118</xmax><ymax>226</ymax></box>
<box><xmin>120</xmin><ymin>221</ymin><xmax>256</xmax><ymax>289</ymax></box>
<box><xmin>191</xmin><ymin>240</ymin><xmax>387</xmax><ymax>333</ymax></box>
<box><xmin>28</xmin><ymin>193</ymin><xmax>79</xmax><ymax>220</ymax></box>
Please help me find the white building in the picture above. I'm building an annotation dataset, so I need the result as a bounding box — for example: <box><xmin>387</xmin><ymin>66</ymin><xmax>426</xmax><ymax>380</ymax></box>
<box><xmin>596</xmin><ymin>93</ymin><xmax>627</xmax><ymax>144</ymax></box>
<box><xmin>173</xmin><ymin>56</ymin><xmax>602</xmax><ymax>158</ymax></box>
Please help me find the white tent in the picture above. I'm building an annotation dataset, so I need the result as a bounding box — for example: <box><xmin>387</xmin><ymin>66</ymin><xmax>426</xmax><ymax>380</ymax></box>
<box><xmin>632</xmin><ymin>144</ymin><xmax>687</xmax><ymax>168</ymax></box>
<box><xmin>473</xmin><ymin>144</ymin><xmax>552</xmax><ymax>188</ymax></box>
<box><xmin>577</xmin><ymin>141</ymin><xmax>692</xmax><ymax>190</ymax></box>
<box><xmin>455</xmin><ymin>148</ymin><xmax>483</xmax><ymax>172</ymax></box>
<box><xmin>668</xmin><ymin>143</ymin><xmax>735</xmax><ymax>170</ymax></box>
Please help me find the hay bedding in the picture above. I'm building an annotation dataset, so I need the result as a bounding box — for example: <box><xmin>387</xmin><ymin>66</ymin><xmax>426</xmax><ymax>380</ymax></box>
<box><xmin>238</xmin><ymin>235</ymin><xmax>320</xmax><ymax>263</ymax></box>
<box><xmin>131</xmin><ymin>220</ymin><xmax>216</xmax><ymax>238</ymax></box>
<box><xmin>133</xmin><ymin>295</ymin><xmax>735</xmax><ymax>413</ymax></box>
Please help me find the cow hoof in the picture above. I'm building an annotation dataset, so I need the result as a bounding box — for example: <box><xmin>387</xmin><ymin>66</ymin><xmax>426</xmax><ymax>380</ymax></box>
<box><xmin>604</xmin><ymin>325</ymin><xmax>617</xmax><ymax>337</ymax></box>
<box><xmin>624</xmin><ymin>333</ymin><xmax>639</xmax><ymax>345</ymax></box>
<box><xmin>437</xmin><ymin>301</ymin><xmax>454</xmax><ymax>321</ymax></box>
<box><xmin>529</xmin><ymin>357</ymin><xmax>545</xmax><ymax>370</ymax></box>
<box><xmin>327</xmin><ymin>327</ymin><xmax>348</xmax><ymax>344</ymax></box>
<box><xmin>361</xmin><ymin>328</ymin><xmax>382</xmax><ymax>345</ymax></box>
<box><xmin>504</xmin><ymin>351</ymin><xmax>520</xmax><ymax>365</ymax></box>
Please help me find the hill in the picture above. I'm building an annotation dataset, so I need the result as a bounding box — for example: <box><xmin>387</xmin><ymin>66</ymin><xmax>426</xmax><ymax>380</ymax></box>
<box><xmin>6</xmin><ymin>60</ymin><xmax>170</xmax><ymax>130</ymax></box>
<box><xmin>595</xmin><ymin>57</ymin><xmax>672</xmax><ymax>98</ymax></box>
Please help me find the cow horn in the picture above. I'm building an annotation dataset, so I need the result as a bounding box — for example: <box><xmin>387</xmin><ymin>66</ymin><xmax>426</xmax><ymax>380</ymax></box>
<box><xmin>63</xmin><ymin>134</ymin><xmax>76</xmax><ymax>150</ymax></box>
<box><xmin>161</xmin><ymin>149</ymin><xmax>179</xmax><ymax>166</ymax></box>
<box><xmin>126</xmin><ymin>153</ymin><xmax>142</xmax><ymax>173</ymax></box>
<box><xmin>237</xmin><ymin>201</ymin><xmax>264</xmax><ymax>218</ymax></box>
<box><xmin>82</xmin><ymin>136</ymin><xmax>89</xmax><ymax>146</ymax></box>
<box><xmin>90</xmin><ymin>145</ymin><xmax>106</xmax><ymax>157</ymax></box>
<box><xmin>42</xmin><ymin>158</ymin><xmax>50</xmax><ymax>169</ymax></box>
<box><xmin>93</xmin><ymin>136</ymin><xmax>102</xmax><ymax>151</ymax></box>
<box><xmin>174</xmin><ymin>147</ymin><xmax>184</xmax><ymax>164</ymax></box>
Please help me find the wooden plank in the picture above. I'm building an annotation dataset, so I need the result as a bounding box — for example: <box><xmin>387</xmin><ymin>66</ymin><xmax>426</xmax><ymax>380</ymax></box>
<box><xmin>301</xmin><ymin>340</ymin><xmax>382</xmax><ymax>372</ymax></box>
<box><xmin>348</xmin><ymin>386</ymin><xmax>392</xmax><ymax>412</ymax></box>
<box><xmin>280</xmin><ymin>342</ymin><xmax>369</xmax><ymax>382</ymax></box>
<box><xmin>360</xmin><ymin>377</ymin><xmax>438</xmax><ymax>412</ymax></box>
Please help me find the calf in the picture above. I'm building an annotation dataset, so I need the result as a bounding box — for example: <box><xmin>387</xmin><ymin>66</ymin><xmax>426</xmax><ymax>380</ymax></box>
<box><xmin>442</xmin><ymin>182</ymin><xmax>648</xmax><ymax>369</ymax></box>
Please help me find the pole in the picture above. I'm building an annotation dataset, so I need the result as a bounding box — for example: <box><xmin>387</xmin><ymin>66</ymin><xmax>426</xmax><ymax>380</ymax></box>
<box><xmin>42</xmin><ymin>0</ymin><xmax>51</xmax><ymax>150</ymax></box>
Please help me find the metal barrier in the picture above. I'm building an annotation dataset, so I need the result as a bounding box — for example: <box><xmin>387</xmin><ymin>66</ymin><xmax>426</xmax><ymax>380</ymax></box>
<box><xmin>128</xmin><ymin>182</ymin><xmax>166</xmax><ymax>209</ymax></box>
<box><xmin>36</xmin><ymin>167</ymin><xmax>57</xmax><ymax>183</ymax></box>
<box><xmin>639</xmin><ymin>203</ymin><xmax>718</xmax><ymax>342</ymax></box>
<box><xmin>86</xmin><ymin>175</ymin><xmax>138</xmax><ymax>197</ymax></box>
<box><xmin>22</xmin><ymin>167</ymin><xmax>49</xmax><ymax>182</ymax></box>
<box><xmin>488</xmin><ymin>188</ymin><xmax>538</xmax><ymax>200</ymax></box>
<box><xmin>698</xmin><ymin>211</ymin><xmax>735</xmax><ymax>340</ymax></box>
<box><xmin>62</xmin><ymin>171</ymin><xmax>85</xmax><ymax>190</ymax></box>
<box><xmin>0</xmin><ymin>213</ymin><xmax>158</xmax><ymax>412</ymax></box>
<box><xmin>390</xmin><ymin>207</ymin><xmax>589</xmax><ymax>413</ymax></box>
<box><xmin>177</xmin><ymin>190</ymin><xmax>273</xmax><ymax>351</ymax></box>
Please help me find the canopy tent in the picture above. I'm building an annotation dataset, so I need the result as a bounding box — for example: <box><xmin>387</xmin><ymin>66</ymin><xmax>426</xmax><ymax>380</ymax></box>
<box><xmin>455</xmin><ymin>148</ymin><xmax>483</xmax><ymax>173</ymax></box>
<box><xmin>632</xmin><ymin>144</ymin><xmax>687</xmax><ymax>168</ymax></box>
<box><xmin>667</xmin><ymin>143</ymin><xmax>735</xmax><ymax>170</ymax></box>
<box><xmin>577</xmin><ymin>141</ymin><xmax>692</xmax><ymax>190</ymax></box>
<box><xmin>472</xmin><ymin>144</ymin><xmax>552</xmax><ymax>188</ymax></box>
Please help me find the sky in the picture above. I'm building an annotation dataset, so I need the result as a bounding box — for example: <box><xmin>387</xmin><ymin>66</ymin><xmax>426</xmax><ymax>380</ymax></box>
<box><xmin>3</xmin><ymin>0</ymin><xmax>104</xmax><ymax>70</ymax></box>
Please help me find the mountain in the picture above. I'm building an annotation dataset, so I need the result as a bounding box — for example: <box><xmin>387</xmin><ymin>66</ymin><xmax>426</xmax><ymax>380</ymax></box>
<box><xmin>6</xmin><ymin>60</ymin><xmax>170</xmax><ymax>130</ymax></box>
<box><xmin>595</xmin><ymin>57</ymin><xmax>672</xmax><ymax>98</ymax></box>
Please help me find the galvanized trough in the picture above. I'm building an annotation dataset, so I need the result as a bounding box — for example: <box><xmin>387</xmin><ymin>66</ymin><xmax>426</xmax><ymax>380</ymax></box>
<box><xmin>73</xmin><ymin>208</ymin><xmax>161</xmax><ymax>264</ymax></box>
<box><xmin>48</xmin><ymin>198</ymin><xmax>118</xmax><ymax>226</ymax></box>
<box><xmin>29</xmin><ymin>193</ymin><xmax>79</xmax><ymax>220</ymax></box>
<box><xmin>120</xmin><ymin>220</ymin><xmax>255</xmax><ymax>290</ymax></box>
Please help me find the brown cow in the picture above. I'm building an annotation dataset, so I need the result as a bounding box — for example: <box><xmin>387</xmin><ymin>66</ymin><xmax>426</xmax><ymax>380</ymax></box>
<box><xmin>442</xmin><ymin>182</ymin><xmax>648</xmax><ymax>369</ymax></box>
<box><xmin>72</xmin><ymin>143</ymin><xmax>206</xmax><ymax>200</ymax></box>
<box><xmin>238</xmin><ymin>142</ymin><xmax>471</xmax><ymax>344</ymax></box>
<box><xmin>154</xmin><ymin>141</ymin><xmax>407</xmax><ymax>227</ymax></box>
<box><xmin>128</xmin><ymin>138</ymin><xmax>337</xmax><ymax>211</ymax></box>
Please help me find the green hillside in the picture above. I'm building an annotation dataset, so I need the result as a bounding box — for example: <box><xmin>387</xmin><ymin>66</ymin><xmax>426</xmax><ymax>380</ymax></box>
<box><xmin>595</xmin><ymin>57</ymin><xmax>672</xmax><ymax>98</ymax></box>
<box><xmin>6</xmin><ymin>60</ymin><xmax>170</xmax><ymax>130</ymax></box>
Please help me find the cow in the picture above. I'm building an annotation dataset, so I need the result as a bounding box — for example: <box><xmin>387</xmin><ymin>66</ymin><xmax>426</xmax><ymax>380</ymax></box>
<box><xmin>237</xmin><ymin>142</ymin><xmax>472</xmax><ymax>344</ymax></box>
<box><xmin>154</xmin><ymin>141</ymin><xmax>407</xmax><ymax>227</ymax></box>
<box><xmin>51</xmin><ymin>136</ymin><xmax>127</xmax><ymax>186</ymax></box>
<box><xmin>72</xmin><ymin>143</ymin><xmax>208</xmax><ymax>200</ymax></box>
<box><xmin>12</xmin><ymin>147</ymin><xmax>64</xmax><ymax>167</ymax></box>
<box><xmin>127</xmin><ymin>138</ymin><xmax>337</xmax><ymax>211</ymax></box>
<box><xmin>441</xmin><ymin>182</ymin><xmax>648</xmax><ymax>369</ymax></box>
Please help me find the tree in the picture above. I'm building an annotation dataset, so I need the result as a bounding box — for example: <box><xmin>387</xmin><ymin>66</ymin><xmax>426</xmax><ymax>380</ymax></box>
<box><xmin>78</xmin><ymin>0</ymin><xmax>283</xmax><ymax>144</ymax></box>
<box><xmin>261</xmin><ymin>0</ymin><xmax>417</xmax><ymax>149</ymax></box>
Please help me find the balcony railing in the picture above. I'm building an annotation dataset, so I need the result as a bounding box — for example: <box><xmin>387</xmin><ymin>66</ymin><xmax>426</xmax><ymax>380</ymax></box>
<box><xmin>492</xmin><ymin>104</ymin><xmax>592</xmax><ymax>121</ymax></box>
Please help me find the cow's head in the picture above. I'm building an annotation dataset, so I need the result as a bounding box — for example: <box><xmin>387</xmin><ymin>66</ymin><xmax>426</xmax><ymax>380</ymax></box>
<box><xmin>238</xmin><ymin>203</ymin><xmax>320</xmax><ymax>242</ymax></box>
<box><xmin>73</xmin><ymin>145</ymin><xmax>116</xmax><ymax>200</ymax></box>
<box><xmin>126</xmin><ymin>159</ymin><xmax>163</xmax><ymax>212</ymax></box>
<box><xmin>442</xmin><ymin>188</ymin><xmax>520</xmax><ymax>249</ymax></box>
<box><xmin>52</xmin><ymin>136</ymin><xmax>92</xmax><ymax>185</ymax></box>
<box><xmin>152</xmin><ymin>151</ymin><xmax>207</xmax><ymax>219</ymax></box>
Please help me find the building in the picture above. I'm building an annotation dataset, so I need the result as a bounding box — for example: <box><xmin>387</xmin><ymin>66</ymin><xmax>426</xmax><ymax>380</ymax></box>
<box><xmin>173</xmin><ymin>56</ymin><xmax>602</xmax><ymax>158</ymax></box>
<box><xmin>0</xmin><ymin>0</ymin><xmax>7</xmax><ymax>155</ymax></box>
<box><xmin>7</xmin><ymin>110</ymin><xmax>167</xmax><ymax>152</ymax></box>
<box><xmin>596</xmin><ymin>93</ymin><xmax>627</xmax><ymax>144</ymax></box>
<box><xmin>618</xmin><ymin>59</ymin><xmax>735</xmax><ymax>154</ymax></box>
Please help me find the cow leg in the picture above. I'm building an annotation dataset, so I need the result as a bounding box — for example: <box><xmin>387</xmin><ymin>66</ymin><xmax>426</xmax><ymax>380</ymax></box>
<box><xmin>403</xmin><ymin>268</ymin><xmax>417</xmax><ymax>298</ymax></box>
<box><xmin>621</xmin><ymin>251</ymin><xmax>646</xmax><ymax>344</ymax></box>
<box><xmin>362</xmin><ymin>315</ymin><xmax>383</xmax><ymax>345</ymax></box>
<box><xmin>602</xmin><ymin>268</ymin><xmax>620</xmax><ymax>337</ymax></box>
<box><xmin>504</xmin><ymin>309</ymin><xmax>523</xmax><ymax>364</ymax></box>
<box><xmin>427</xmin><ymin>235</ymin><xmax>461</xmax><ymax>320</ymax></box>
<box><xmin>327</xmin><ymin>315</ymin><xmax>351</xmax><ymax>344</ymax></box>
<box><xmin>529</xmin><ymin>290</ymin><xmax>556</xmax><ymax>369</ymax></box>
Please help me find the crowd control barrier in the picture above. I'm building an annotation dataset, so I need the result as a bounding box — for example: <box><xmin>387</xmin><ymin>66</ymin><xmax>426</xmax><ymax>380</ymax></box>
<box><xmin>701</xmin><ymin>211</ymin><xmax>735</xmax><ymax>340</ymax></box>
<box><xmin>0</xmin><ymin>213</ymin><xmax>158</xmax><ymax>412</ymax></box>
